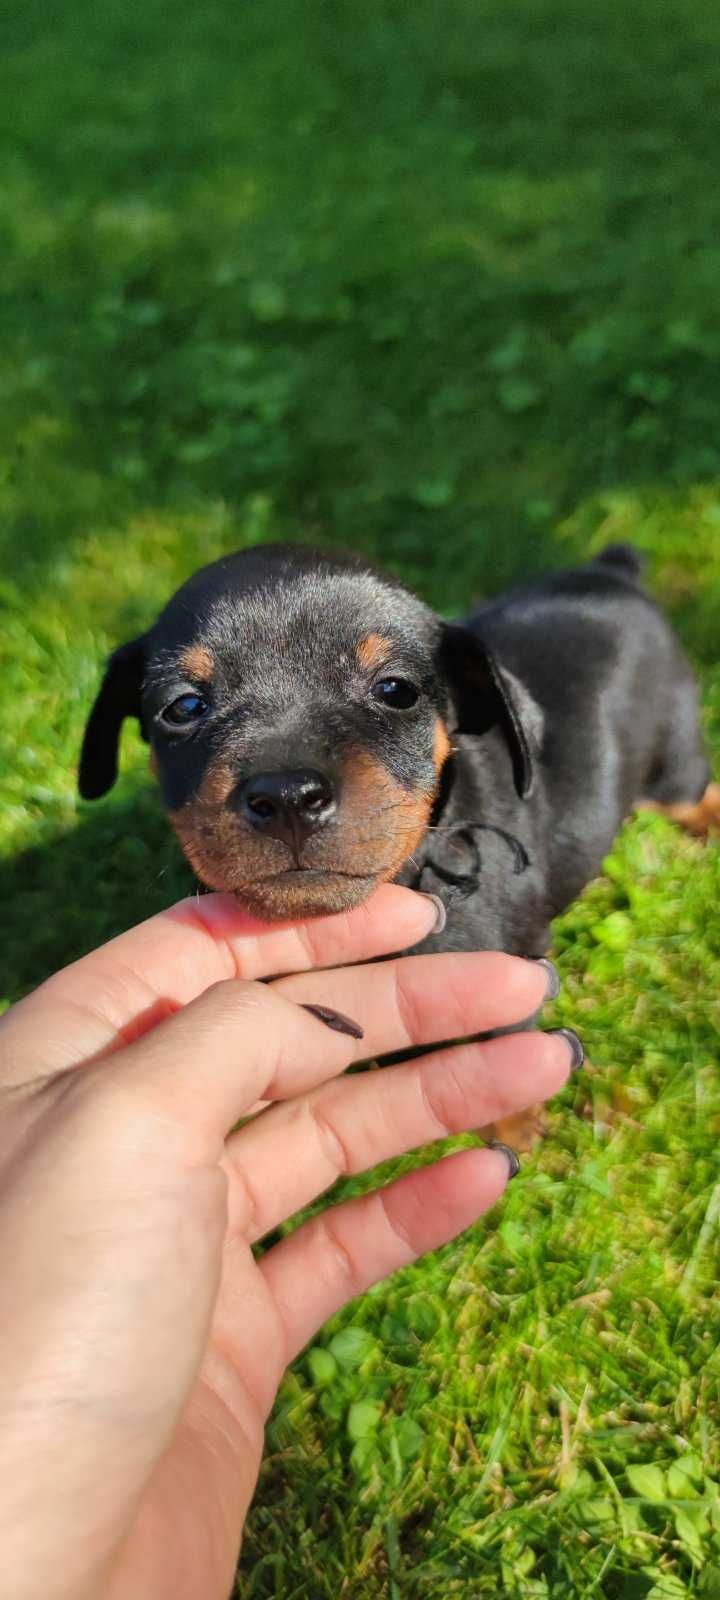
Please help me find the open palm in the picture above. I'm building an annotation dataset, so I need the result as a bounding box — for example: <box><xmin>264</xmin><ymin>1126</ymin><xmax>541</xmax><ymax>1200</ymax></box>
<box><xmin>0</xmin><ymin>887</ymin><xmax>569</xmax><ymax>1600</ymax></box>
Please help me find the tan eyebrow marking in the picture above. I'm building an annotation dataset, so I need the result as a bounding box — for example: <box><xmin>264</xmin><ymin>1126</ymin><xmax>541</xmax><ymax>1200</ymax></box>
<box><xmin>178</xmin><ymin>644</ymin><xmax>214</xmax><ymax>682</ymax></box>
<box><xmin>356</xmin><ymin>633</ymin><xmax>393</xmax><ymax>672</ymax></box>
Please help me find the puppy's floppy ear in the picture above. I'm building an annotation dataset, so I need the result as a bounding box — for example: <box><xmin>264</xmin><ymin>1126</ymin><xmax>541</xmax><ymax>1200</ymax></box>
<box><xmin>439</xmin><ymin>624</ymin><xmax>543</xmax><ymax>799</ymax></box>
<box><xmin>78</xmin><ymin>637</ymin><xmax>146</xmax><ymax>800</ymax></box>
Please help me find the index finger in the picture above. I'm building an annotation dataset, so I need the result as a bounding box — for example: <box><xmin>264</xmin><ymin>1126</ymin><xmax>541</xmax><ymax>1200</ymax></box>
<box><xmin>0</xmin><ymin>886</ymin><xmax>441</xmax><ymax>1082</ymax></box>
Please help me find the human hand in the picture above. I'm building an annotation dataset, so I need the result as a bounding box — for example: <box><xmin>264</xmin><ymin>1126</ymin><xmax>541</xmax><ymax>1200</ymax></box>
<box><xmin>0</xmin><ymin>886</ymin><xmax>574</xmax><ymax>1600</ymax></box>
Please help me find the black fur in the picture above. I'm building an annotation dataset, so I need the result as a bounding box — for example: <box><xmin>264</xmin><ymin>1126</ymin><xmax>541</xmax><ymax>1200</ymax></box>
<box><xmin>79</xmin><ymin>543</ymin><xmax>710</xmax><ymax>955</ymax></box>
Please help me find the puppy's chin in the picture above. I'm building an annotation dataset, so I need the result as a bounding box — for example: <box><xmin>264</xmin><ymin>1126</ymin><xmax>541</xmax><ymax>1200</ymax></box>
<box><xmin>231</xmin><ymin>869</ymin><xmax>382</xmax><ymax>920</ymax></box>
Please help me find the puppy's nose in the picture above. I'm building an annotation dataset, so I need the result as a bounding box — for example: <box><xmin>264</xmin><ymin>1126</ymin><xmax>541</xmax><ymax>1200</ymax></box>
<box><xmin>237</xmin><ymin>769</ymin><xmax>336</xmax><ymax>851</ymax></box>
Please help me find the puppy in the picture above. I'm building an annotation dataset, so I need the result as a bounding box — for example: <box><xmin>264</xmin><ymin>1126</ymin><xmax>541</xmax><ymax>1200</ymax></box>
<box><xmin>79</xmin><ymin>541</ymin><xmax>717</xmax><ymax>958</ymax></box>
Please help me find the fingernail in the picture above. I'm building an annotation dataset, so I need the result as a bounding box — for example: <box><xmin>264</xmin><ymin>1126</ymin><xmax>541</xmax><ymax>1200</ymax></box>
<box><xmin>301</xmin><ymin>1003</ymin><xmax>364</xmax><ymax>1040</ymax></box>
<box><xmin>416</xmin><ymin>892</ymin><xmax>447</xmax><ymax>933</ymax></box>
<box><xmin>534</xmin><ymin>957</ymin><xmax>561</xmax><ymax>1000</ymax></box>
<box><xmin>547</xmin><ymin>1026</ymin><xmax>584</xmax><ymax>1071</ymax></box>
<box><xmin>489</xmin><ymin>1141</ymin><xmax>521</xmax><ymax>1180</ymax></box>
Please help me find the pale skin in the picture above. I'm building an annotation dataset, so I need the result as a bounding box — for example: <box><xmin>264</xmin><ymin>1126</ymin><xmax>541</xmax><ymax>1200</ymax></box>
<box><xmin>0</xmin><ymin>885</ymin><xmax>574</xmax><ymax>1600</ymax></box>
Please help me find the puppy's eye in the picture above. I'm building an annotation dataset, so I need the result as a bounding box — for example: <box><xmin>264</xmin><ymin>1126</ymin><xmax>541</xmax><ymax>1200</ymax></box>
<box><xmin>161</xmin><ymin>693</ymin><xmax>209</xmax><ymax>727</ymax></box>
<box><xmin>372</xmin><ymin>677</ymin><xmax>420</xmax><ymax>710</ymax></box>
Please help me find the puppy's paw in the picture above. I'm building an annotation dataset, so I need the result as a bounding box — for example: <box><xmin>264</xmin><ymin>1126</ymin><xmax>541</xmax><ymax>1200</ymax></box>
<box><xmin>652</xmin><ymin>781</ymin><xmax>720</xmax><ymax>839</ymax></box>
<box><xmin>481</xmin><ymin>1104</ymin><xmax>547</xmax><ymax>1154</ymax></box>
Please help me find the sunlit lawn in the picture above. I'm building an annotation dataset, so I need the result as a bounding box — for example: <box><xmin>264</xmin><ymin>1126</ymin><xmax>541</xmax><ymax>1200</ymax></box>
<box><xmin>3</xmin><ymin>2</ymin><xmax>720</xmax><ymax>1593</ymax></box>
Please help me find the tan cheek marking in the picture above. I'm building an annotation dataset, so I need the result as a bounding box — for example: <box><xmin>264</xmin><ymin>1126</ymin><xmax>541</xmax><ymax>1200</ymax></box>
<box><xmin>168</xmin><ymin>761</ymin><xmax>245</xmax><ymax>886</ymax></box>
<box><xmin>341</xmin><ymin>751</ymin><xmax>434</xmax><ymax>878</ymax></box>
<box><xmin>433</xmin><ymin>717</ymin><xmax>452</xmax><ymax>775</ymax></box>
<box><xmin>356</xmin><ymin>633</ymin><xmax>392</xmax><ymax>672</ymax></box>
<box><xmin>178</xmin><ymin>644</ymin><xmax>214</xmax><ymax>682</ymax></box>
<box><xmin>195</xmin><ymin>761</ymin><xmax>237</xmax><ymax>807</ymax></box>
<box><xmin>166</xmin><ymin>742</ymin><xmax>440</xmax><ymax>906</ymax></box>
<box><xmin>149</xmin><ymin>748</ymin><xmax>159</xmax><ymax>778</ymax></box>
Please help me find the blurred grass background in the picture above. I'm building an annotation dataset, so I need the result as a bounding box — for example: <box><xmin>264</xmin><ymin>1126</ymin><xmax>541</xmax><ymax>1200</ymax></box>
<box><xmin>3</xmin><ymin>1</ymin><xmax>720</xmax><ymax>1593</ymax></box>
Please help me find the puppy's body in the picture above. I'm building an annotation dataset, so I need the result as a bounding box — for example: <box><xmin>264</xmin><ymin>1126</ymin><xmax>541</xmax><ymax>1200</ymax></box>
<box><xmin>79</xmin><ymin>543</ymin><xmax>711</xmax><ymax>957</ymax></box>
<box><xmin>402</xmin><ymin>548</ymin><xmax>709</xmax><ymax>954</ymax></box>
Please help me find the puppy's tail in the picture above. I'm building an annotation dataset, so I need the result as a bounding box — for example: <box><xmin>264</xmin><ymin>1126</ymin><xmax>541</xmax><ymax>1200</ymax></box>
<box><xmin>594</xmin><ymin>542</ymin><xmax>645</xmax><ymax>580</ymax></box>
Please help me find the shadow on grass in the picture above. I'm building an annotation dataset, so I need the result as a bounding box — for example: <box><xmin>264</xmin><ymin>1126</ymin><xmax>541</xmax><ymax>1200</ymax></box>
<box><xmin>1</xmin><ymin>788</ymin><xmax>196</xmax><ymax>1004</ymax></box>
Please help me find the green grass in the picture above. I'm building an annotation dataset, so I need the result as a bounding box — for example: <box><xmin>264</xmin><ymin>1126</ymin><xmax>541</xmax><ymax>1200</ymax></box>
<box><xmin>3</xmin><ymin>2</ymin><xmax>720</xmax><ymax>1593</ymax></box>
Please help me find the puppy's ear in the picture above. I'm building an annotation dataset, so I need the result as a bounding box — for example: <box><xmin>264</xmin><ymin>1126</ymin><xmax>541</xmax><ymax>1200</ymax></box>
<box><xmin>439</xmin><ymin>624</ymin><xmax>543</xmax><ymax>799</ymax></box>
<box><xmin>78</xmin><ymin>637</ymin><xmax>146</xmax><ymax>800</ymax></box>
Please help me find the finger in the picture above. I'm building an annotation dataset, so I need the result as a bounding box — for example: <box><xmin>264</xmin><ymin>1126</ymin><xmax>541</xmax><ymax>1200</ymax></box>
<box><xmin>259</xmin><ymin>1146</ymin><xmax>514</xmax><ymax>1362</ymax></box>
<box><xmin>93</xmin><ymin>947</ymin><xmax>551</xmax><ymax>1147</ymax></box>
<box><xmin>87</xmin><ymin>978</ymin><xmax>367</xmax><ymax>1146</ymax></box>
<box><xmin>240</xmin><ymin>946</ymin><xmax>551</xmax><ymax>1120</ymax></box>
<box><xmin>270</xmin><ymin>949</ymin><xmax>550</xmax><ymax>1061</ymax></box>
<box><xmin>224</xmin><ymin>1028</ymin><xmax>573</xmax><ymax>1241</ymax></box>
<box><xmin>0</xmin><ymin>885</ymin><xmax>440</xmax><ymax>1084</ymax></box>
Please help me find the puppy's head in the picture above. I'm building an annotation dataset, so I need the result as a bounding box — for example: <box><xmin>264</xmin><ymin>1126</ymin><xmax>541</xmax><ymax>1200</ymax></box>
<box><xmin>79</xmin><ymin>544</ymin><xmax>537</xmax><ymax>917</ymax></box>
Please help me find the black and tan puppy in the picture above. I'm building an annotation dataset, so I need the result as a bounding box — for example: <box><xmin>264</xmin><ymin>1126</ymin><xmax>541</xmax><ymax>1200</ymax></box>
<box><xmin>79</xmin><ymin>542</ymin><xmax>718</xmax><ymax>957</ymax></box>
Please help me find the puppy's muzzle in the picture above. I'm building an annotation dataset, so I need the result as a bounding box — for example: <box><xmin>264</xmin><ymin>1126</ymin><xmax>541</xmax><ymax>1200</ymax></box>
<box><xmin>234</xmin><ymin>767</ymin><xmax>336</xmax><ymax>854</ymax></box>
